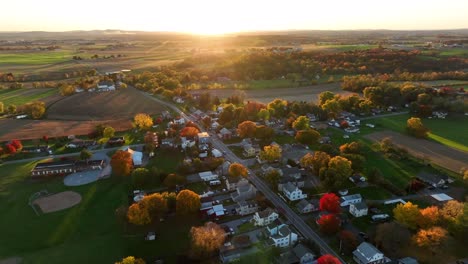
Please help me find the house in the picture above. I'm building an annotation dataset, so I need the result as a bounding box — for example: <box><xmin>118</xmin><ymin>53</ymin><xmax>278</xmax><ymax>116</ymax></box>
<box><xmin>181</xmin><ymin>137</ymin><xmax>196</xmax><ymax>149</ymax></box>
<box><xmin>261</xmin><ymin>164</ymin><xmax>283</xmax><ymax>176</ymax></box>
<box><xmin>225</xmin><ymin>176</ymin><xmax>249</xmax><ymax>191</ymax></box>
<box><xmin>292</xmin><ymin>243</ymin><xmax>315</xmax><ymax>264</ymax></box>
<box><xmin>398</xmin><ymin>257</ymin><xmax>419</xmax><ymax>264</ymax></box>
<box><xmin>219</xmin><ymin>235</ymin><xmax>255</xmax><ymax>263</ymax></box>
<box><xmin>207</xmin><ymin>204</ymin><xmax>225</xmax><ymax>218</ymax></box>
<box><xmin>212</xmin><ymin>148</ymin><xmax>223</xmax><ymax>158</ymax></box>
<box><xmin>199</xmin><ymin>171</ymin><xmax>219</xmax><ymax>182</ymax></box>
<box><xmin>31</xmin><ymin>160</ymin><xmax>105</xmax><ymax>177</ymax></box>
<box><xmin>240</xmin><ymin>138</ymin><xmax>252</xmax><ymax>147</ymax></box>
<box><xmin>264</xmin><ymin>223</ymin><xmax>298</xmax><ymax>248</ymax></box>
<box><xmin>282</xmin><ymin>166</ymin><xmax>303</xmax><ymax>180</ymax></box>
<box><xmin>416</xmin><ymin>172</ymin><xmax>448</xmax><ymax>187</ymax></box>
<box><xmin>350</xmin><ymin>202</ymin><xmax>368</xmax><ymax>217</ymax></box>
<box><xmin>161</xmin><ymin>138</ymin><xmax>175</xmax><ymax>148</ymax></box>
<box><xmin>197</xmin><ymin>132</ymin><xmax>211</xmax><ymax>145</ymax></box>
<box><xmin>353</xmin><ymin>242</ymin><xmax>388</xmax><ymax>264</ymax></box>
<box><xmin>296</xmin><ymin>199</ymin><xmax>319</xmax><ymax>214</ymax></box>
<box><xmin>278</xmin><ymin>177</ymin><xmax>304</xmax><ymax>191</ymax></box>
<box><xmin>121</xmin><ymin>147</ymin><xmax>143</xmax><ymax>167</ymax></box>
<box><xmin>211</xmin><ymin>121</ymin><xmax>220</xmax><ymax>130</ymax></box>
<box><xmin>193</xmin><ymin>109</ymin><xmax>204</xmax><ymax>119</ymax></box>
<box><xmin>231</xmin><ymin>181</ymin><xmax>257</xmax><ymax>202</ymax></box>
<box><xmin>173</xmin><ymin>96</ymin><xmax>184</xmax><ymax>103</ymax></box>
<box><xmin>236</xmin><ymin>200</ymin><xmax>259</xmax><ymax>216</ymax></box>
<box><xmin>97</xmin><ymin>81</ymin><xmax>115</xmax><ymax>91</ymax></box>
<box><xmin>253</xmin><ymin>208</ymin><xmax>279</xmax><ymax>226</ymax></box>
<box><xmin>219</xmin><ymin>128</ymin><xmax>233</xmax><ymax>140</ymax></box>
<box><xmin>340</xmin><ymin>194</ymin><xmax>363</xmax><ymax>207</ymax></box>
<box><xmin>243</xmin><ymin>144</ymin><xmax>257</xmax><ymax>157</ymax></box>
<box><xmin>107</xmin><ymin>136</ymin><xmax>125</xmax><ymax>145</ymax></box>
<box><xmin>283</xmin><ymin>182</ymin><xmax>307</xmax><ymax>201</ymax></box>
<box><xmin>173</xmin><ymin>117</ymin><xmax>186</xmax><ymax>125</ymax></box>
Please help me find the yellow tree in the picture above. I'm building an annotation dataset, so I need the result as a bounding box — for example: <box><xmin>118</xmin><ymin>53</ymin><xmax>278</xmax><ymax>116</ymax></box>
<box><xmin>406</xmin><ymin>117</ymin><xmax>429</xmax><ymax>138</ymax></box>
<box><xmin>412</xmin><ymin>226</ymin><xmax>448</xmax><ymax>253</ymax></box>
<box><xmin>440</xmin><ymin>200</ymin><xmax>464</xmax><ymax>221</ymax></box>
<box><xmin>141</xmin><ymin>193</ymin><xmax>168</xmax><ymax>218</ymax></box>
<box><xmin>26</xmin><ymin>101</ymin><xmax>46</xmax><ymax>119</ymax></box>
<box><xmin>133</xmin><ymin>113</ymin><xmax>153</xmax><ymax>130</ymax></box>
<box><xmin>228</xmin><ymin>163</ymin><xmax>248</xmax><ymax>178</ymax></box>
<box><xmin>393</xmin><ymin>202</ymin><xmax>421</xmax><ymax>230</ymax></box>
<box><xmin>127</xmin><ymin>203</ymin><xmax>151</xmax><ymax>225</ymax></box>
<box><xmin>259</xmin><ymin>144</ymin><xmax>282</xmax><ymax>163</ymax></box>
<box><xmin>189</xmin><ymin>222</ymin><xmax>226</xmax><ymax>259</ymax></box>
<box><xmin>176</xmin><ymin>190</ymin><xmax>201</xmax><ymax>215</ymax></box>
<box><xmin>292</xmin><ymin>116</ymin><xmax>310</xmax><ymax>131</ymax></box>
<box><xmin>418</xmin><ymin>206</ymin><xmax>440</xmax><ymax>228</ymax></box>
<box><xmin>115</xmin><ymin>256</ymin><xmax>146</xmax><ymax>264</ymax></box>
<box><xmin>300</xmin><ymin>151</ymin><xmax>330</xmax><ymax>175</ymax></box>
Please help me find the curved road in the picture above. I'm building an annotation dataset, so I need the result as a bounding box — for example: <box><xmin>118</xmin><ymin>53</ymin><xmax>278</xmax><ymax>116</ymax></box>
<box><xmin>140</xmin><ymin>92</ymin><xmax>347</xmax><ymax>263</ymax></box>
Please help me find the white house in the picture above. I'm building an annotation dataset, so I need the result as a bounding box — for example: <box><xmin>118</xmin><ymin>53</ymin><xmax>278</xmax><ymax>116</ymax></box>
<box><xmin>212</xmin><ymin>148</ymin><xmax>223</xmax><ymax>158</ymax></box>
<box><xmin>253</xmin><ymin>207</ymin><xmax>279</xmax><ymax>226</ymax></box>
<box><xmin>340</xmin><ymin>194</ymin><xmax>363</xmax><ymax>207</ymax></box>
<box><xmin>265</xmin><ymin>223</ymin><xmax>298</xmax><ymax>248</ymax></box>
<box><xmin>296</xmin><ymin>199</ymin><xmax>319</xmax><ymax>214</ymax></box>
<box><xmin>236</xmin><ymin>200</ymin><xmax>259</xmax><ymax>216</ymax></box>
<box><xmin>231</xmin><ymin>181</ymin><xmax>256</xmax><ymax>202</ymax></box>
<box><xmin>225</xmin><ymin>176</ymin><xmax>248</xmax><ymax>191</ymax></box>
<box><xmin>350</xmin><ymin>202</ymin><xmax>368</xmax><ymax>217</ymax></box>
<box><xmin>283</xmin><ymin>182</ymin><xmax>307</xmax><ymax>201</ymax></box>
<box><xmin>181</xmin><ymin>137</ymin><xmax>196</xmax><ymax>149</ymax></box>
<box><xmin>174</xmin><ymin>117</ymin><xmax>186</xmax><ymax>125</ymax></box>
<box><xmin>199</xmin><ymin>171</ymin><xmax>219</xmax><ymax>182</ymax></box>
<box><xmin>211</xmin><ymin>121</ymin><xmax>220</xmax><ymax>130</ymax></box>
<box><xmin>353</xmin><ymin>242</ymin><xmax>389</xmax><ymax>264</ymax></box>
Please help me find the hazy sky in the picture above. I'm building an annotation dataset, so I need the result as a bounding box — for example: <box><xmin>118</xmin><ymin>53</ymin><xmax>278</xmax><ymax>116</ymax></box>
<box><xmin>2</xmin><ymin>0</ymin><xmax>468</xmax><ymax>34</ymax></box>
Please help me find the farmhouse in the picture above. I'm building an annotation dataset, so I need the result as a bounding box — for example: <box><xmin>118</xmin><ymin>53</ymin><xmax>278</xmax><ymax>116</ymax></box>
<box><xmin>353</xmin><ymin>242</ymin><xmax>388</xmax><ymax>264</ymax></box>
<box><xmin>236</xmin><ymin>200</ymin><xmax>259</xmax><ymax>216</ymax></box>
<box><xmin>253</xmin><ymin>207</ymin><xmax>279</xmax><ymax>226</ymax></box>
<box><xmin>282</xmin><ymin>182</ymin><xmax>307</xmax><ymax>201</ymax></box>
<box><xmin>263</xmin><ymin>223</ymin><xmax>298</xmax><ymax>248</ymax></box>
<box><xmin>199</xmin><ymin>171</ymin><xmax>219</xmax><ymax>182</ymax></box>
<box><xmin>340</xmin><ymin>194</ymin><xmax>363</xmax><ymax>207</ymax></box>
<box><xmin>31</xmin><ymin>160</ymin><xmax>105</xmax><ymax>177</ymax></box>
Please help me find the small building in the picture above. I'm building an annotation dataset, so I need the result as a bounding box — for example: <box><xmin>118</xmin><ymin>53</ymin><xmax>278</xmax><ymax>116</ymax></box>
<box><xmin>207</xmin><ymin>204</ymin><xmax>225</xmax><ymax>218</ymax></box>
<box><xmin>212</xmin><ymin>148</ymin><xmax>223</xmax><ymax>158</ymax></box>
<box><xmin>243</xmin><ymin>144</ymin><xmax>257</xmax><ymax>157</ymax></box>
<box><xmin>283</xmin><ymin>182</ymin><xmax>307</xmax><ymax>201</ymax></box>
<box><xmin>225</xmin><ymin>176</ymin><xmax>249</xmax><ymax>191</ymax></box>
<box><xmin>173</xmin><ymin>117</ymin><xmax>186</xmax><ymax>125</ymax></box>
<box><xmin>278</xmin><ymin>177</ymin><xmax>304</xmax><ymax>192</ymax></box>
<box><xmin>121</xmin><ymin>147</ymin><xmax>143</xmax><ymax>167</ymax></box>
<box><xmin>292</xmin><ymin>243</ymin><xmax>315</xmax><ymax>264</ymax></box>
<box><xmin>231</xmin><ymin>181</ymin><xmax>257</xmax><ymax>202</ymax></box>
<box><xmin>219</xmin><ymin>128</ymin><xmax>233</xmax><ymax>140</ymax></box>
<box><xmin>296</xmin><ymin>199</ymin><xmax>318</xmax><ymax>214</ymax></box>
<box><xmin>107</xmin><ymin>136</ymin><xmax>125</xmax><ymax>145</ymax></box>
<box><xmin>253</xmin><ymin>208</ymin><xmax>279</xmax><ymax>226</ymax></box>
<box><xmin>97</xmin><ymin>81</ymin><xmax>115</xmax><ymax>91</ymax></box>
<box><xmin>31</xmin><ymin>160</ymin><xmax>105</xmax><ymax>177</ymax></box>
<box><xmin>236</xmin><ymin>200</ymin><xmax>259</xmax><ymax>216</ymax></box>
<box><xmin>353</xmin><ymin>242</ymin><xmax>388</xmax><ymax>264</ymax></box>
<box><xmin>264</xmin><ymin>223</ymin><xmax>298</xmax><ymax>248</ymax></box>
<box><xmin>199</xmin><ymin>171</ymin><xmax>219</xmax><ymax>182</ymax></box>
<box><xmin>416</xmin><ymin>172</ymin><xmax>448</xmax><ymax>187</ymax></box>
<box><xmin>398</xmin><ymin>257</ymin><xmax>419</xmax><ymax>264</ymax></box>
<box><xmin>340</xmin><ymin>194</ymin><xmax>363</xmax><ymax>207</ymax></box>
<box><xmin>211</xmin><ymin>121</ymin><xmax>220</xmax><ymax>130</ymax></box>
<box><xmin>350</xmin><ymin>202</ymin><xmax>368</xmax><ymax>217</ymax></box>
<box><xmin>281</xmin><ymin>167</ymin><xmax>302</xmax><ymax>180</ymax></box>
<box><xmin>161</xmin><ymin>138</ymin><xmax>175</xmax><ymax>148</ymax></box>
<box><xmin>197</xmin><ymin>132</ymin><xmax>211</xmax><ymax>145</ymax></box>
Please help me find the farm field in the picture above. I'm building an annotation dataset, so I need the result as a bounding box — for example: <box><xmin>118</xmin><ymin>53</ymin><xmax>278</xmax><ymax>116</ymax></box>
<box><xmin>188</xmin><ymin>83</ymin><xmax>352</xmax><ymax>104</ymax></box>
<box><xmin>365</xmin><ymin>130</ymin><xmax>468</xmax><ymax>174</ymax></box>
<box><xmin>47</xmin><ymin>87</ymin><xmax>167</xmax><ymax>121</ymax></box>
<box><xmin>0</xmin><ymin>88</ymin><xmax>59</xmax><ymax>106</ymax></box>
<box><xmin>0</xmin><ymin>51</ymin><xmax>73</xmax><ymax>65</ymax></box>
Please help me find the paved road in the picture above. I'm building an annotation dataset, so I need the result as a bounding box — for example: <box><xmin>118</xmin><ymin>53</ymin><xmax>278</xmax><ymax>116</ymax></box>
<box><xmin>140</xmin><ymin>92</ymin><xmax>347</xmax><ymax>263</ymax></box>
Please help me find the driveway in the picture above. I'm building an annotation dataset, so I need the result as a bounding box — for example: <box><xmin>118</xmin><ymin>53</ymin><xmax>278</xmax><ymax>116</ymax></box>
<box><xmin>222</xmin><ymin>215</ymin><xmax>254</xmax><ymax>233</ymax></box>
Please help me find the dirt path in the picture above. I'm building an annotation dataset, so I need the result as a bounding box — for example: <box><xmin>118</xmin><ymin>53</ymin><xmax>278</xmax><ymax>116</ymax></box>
<box><xmin>365</xmin><ymin>130</ymin><xmax>468</xmax><ymax>173</ymax></box>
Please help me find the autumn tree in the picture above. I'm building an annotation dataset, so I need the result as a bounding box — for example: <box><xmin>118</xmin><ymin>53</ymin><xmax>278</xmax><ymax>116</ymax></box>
<box><xmin>133</xmin><ymin>113</ymin><xmax>153</xmax><ymax>130</ymax></box>
<box><xmin>295</xmin><ymin>129</ymin><xmax>321</xmax><ymax>145</ymax></box>
<box><xmin>115</xmin><ymin>256</ymin><xmax>146</xmax><ymax>264</ymax></box>
<box><xmin>406</xmin><ymin>117</ymin><xmax>429</xmax><ymax>138</ymax></box>
<box><xmin>10</xmin><ymin>139</ymin><xmax>22</xmax><ymax>151</ymax></box>
<box><xmin>292</xmin><ymin>115</ymin><xmax>310</xmax><ymax>130</ymax></box>
<box><xmin>418</xmin><ymin>206</ymin><xmax>440</xmax><ymax>228</ymax></box>
<box><xmin>5</xmin><ymin>143</ymin><xmax>16</xmax><ymax>154</ymax></box>
<box><xmin>176</xmin><ymin>190</ymin><xmax>201</xmax><ymax>215</ymax></box>
<box><xmin>144</xmin><ymin>132</ymin><xmax>158</xmax><ymax>153</ymax></box>
<box><xmin>264</xmin><ymin>169</ymin><xmax>281</xmax><ymax>191</ymax></box>
<box><xmin>440</xmin><ymin>200</ymin><xmax>464</xmax><ymax>222</ymax></box>
<box><xmin>228</xmin><ymin>162</ymin><xmax>248</xmax><ymax>178</ymax></box>
<box><xmin>103</xmin><ymin>126</ymin><xmax>115</xmax><ymax>138</ymax></box>
<box><xmin>25</xmin><ymin>101</ymin><xmax>46</xmax><ymax>119</ymax></box>
<box><xmin>339</xmin><ymin>141</ymin><xmax>362</xmax><ymax>154</ymax></box>
<box><xmin>300</xmin><ymin>151</ymin><xmax>330</xmax><ymax>175</ymax></box>
<box><xmin>319</xmin><ymin>156</ymin><xmax>352</xmax><ymax>191</ymax></box>
<box><xmin>111</xmin><ymin>150</ymin><xmax>133</xmax><ymax>176</ymax></box>
<box><xmin>79</xmin><ymin>148</ymin><xmax>92</xmax><ymax>162</ymax></box>
<box><xmin>59</xmin><ymin>84</ymin><xmax>75</xmax><ymax>96</ymax></box>
<box><xmin>237</xmin><ymin>121</ymin><xmax>257</xmax><ymax>138</ymax></box>
<box><xmin>180</xmin><ymin>126</ymin><xmax>200</xmax><ymax>138</ymax></box>
<box><xmin>162</xmin><ymin>191</ymin><xmax>177</xmax><ymax>212</ymax></box>
<box><xmin>131</xmin><ymin>168</ymin><xmax>150</xmax><ymax>188</ymax></box>
<box><xmin>259</xmin><ymin>144</ymin><xmax>282</xmax><ymax>163</ymax></box>
<box><xmin>412</xmin><ymin>226</ymin><xmax>448</xmax><ymax>253</ymax></box>
<box><xmin>393</xmin><ymin>202</ymin><xmax>421</xmax><ymax>230</ymax></box>
<box><xmin>163</xmin><ymin>173</ymin><xmax>186</xmax><ymax>188</ymax></box>
<box><xmin>339</xmin><ymin>230</ymin><xmax>358</xmax><ymax>254</ymax></box>
<box><xmin>127</xmin><ymin>203</ymin><xmax>151</xmax><ymax>225</ymax></box>
<box><xmin>141</xmin><ymin>193</ymin><xmax>168</xmax><ymax>218</ymax></box>
<box><xmin>0</xmin><ymin>102</ymin><xmax>3</xmax><ymax>113</ymax></box>
<box><xmin>7</xmin><ymin>104</ymin><xmax>16</xmax><ymax>114</ymax></box>
<box><xmin>189</xmin><ymin>222</ymin><xmax>226</xmax><ymax>259</ymax></box>
<box><xmin>319</xmin><ymin>193</ymin><xmax>341</xmax><ymax>214</ymax></box>
<box><xmin>317</xmin><ymin>214</ymin><xmax>341</xmax><ymax>235</ymax></box>
<box><xmin>319</xmin><ymin>91</ymin><xmax>335</xmax><ymax>106</ymax></box>
<box><xmin>267</xmin><ymin>98</ymin><xmax>288</xmax><ymax>118</ymax></box>
<box><xmin>317</xmin><ymin>254</ymin><xmax>341</xmax><ymax>264</ymax></box>
<box><xmin>257</xmin><ymin>108</ymin><xmax>270</xmax><ymax>121</ymax></box>
<box><xmin>255</xmin><ymin>125</ymin><xmax>275</xmax><ymax>141</ymax></box>
<box><xmin>375</xmin><ymin>222</ymin><xmax>411</xmax><ymax>257</ymax></box>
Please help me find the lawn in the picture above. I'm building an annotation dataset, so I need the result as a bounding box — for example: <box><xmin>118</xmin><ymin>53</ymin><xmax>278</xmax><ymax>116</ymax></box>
<box><xmin>0</xmin><ymin>88</ymin><xmax>58</xmax><ymax>106</ymax></box>
<box><xmin>146</xmin><ymin>148</ymin><xmax>185</xmax><ymax>173</ymax></box>
<box><xmin>348</xmin><ymin>186</ymin><xmax>392</xmax><ymax>200</ymax></box>
<box><xmin>438</xmin><ymin>48</ymin><xmax>468</xmax><ymax>57</ymax></box>
<box><xmin>272</xmin><ymin>134</ymin><xmax>296</xmax><ymax>145</ymax></box>
<box><xmin>0</xmin><ymin>51</ymin><xmax>73</xmax><ymax>65</ymax></box>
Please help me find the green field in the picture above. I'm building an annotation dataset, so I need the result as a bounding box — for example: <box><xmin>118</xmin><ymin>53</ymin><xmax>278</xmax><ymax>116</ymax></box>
<box><xmin>0</xmin><ymin>88</ymin><xmax>58</xmax><ymax>106</ymax></box>
<box><xmin>369</xmin><ymin>113</ymin><xmax>468</xmax><ymax>152</ymax></box>
<box><xmin>0</xmin><ymin>51</ymin><xmax>73</xmax><ymax>65</ymax></box>
<box><xmin>438</xmin><ymin>48</ymin><xmax>468</xmax><ymax>57</ymax></box>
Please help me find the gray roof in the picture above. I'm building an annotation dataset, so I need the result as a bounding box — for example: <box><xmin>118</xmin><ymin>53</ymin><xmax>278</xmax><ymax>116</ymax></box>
<box><xmin>399</xmin><ymin>257</ymin><xmax>419</xmax><ymax>264</ymax></box>
<box><xmin>283</xmin><ymin>182</ymin><xmax>297</xmax><ymax>193</ymax></box>
<box><xmin>257</xmin><ymin>207</ymin><xmax>276</xmax><ymax>218</ymax></box>
<box><xmin>282</xmin><ymin>167</ymin><xmax>302</xmax><ymax>175</ymax></box>
<box><xmin>292</xmin><ymin>243</ymin><xmax>314</xmax><ymax>259</ymax></box>
<box><xmin>353</xmin><ymin>242</ymin><xmax>384</xmax><ymax>263</ymax></box>
<box><xmin>341</xmin><ymin>194</ymin><xmax>362</xmax><ymax>201</ymax></box>
<box><xmin>296</xmin><ymin>199</ymin><xmax>311</xmax><ymax>211</ymax></box>
<box><xmin>220</xmin><ymin>127</ymin><xmax>232</xmax><ymax>134</ymax></box>
<box><xmin>352</xmin><ymin>202</ymin><xmax>368</xmax><ymax>210</ymax></box>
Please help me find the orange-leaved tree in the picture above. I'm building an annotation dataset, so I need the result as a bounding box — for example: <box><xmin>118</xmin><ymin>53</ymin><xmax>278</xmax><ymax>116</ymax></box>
<box><xmin>189</xmin><ymin>222</ymin><xmax>226</xmax><ymax>259</ymax></box>
<box><xmin>176</xmin><ymin>190</ymin><xmax>201</xmax><ymax>215</ymax></box>
<box><xmin>228</xmin><ymin>162</ymin><xmax>248</xmax><ymax>178</ymax></box>
<box><xmin>111</xmin><ymin>150</ymin><xmax>133</xmax><ymax>176</ymax></box>
<box><xmin>127</xmin><ymin>203</ymin><xmax>151</xmax><ymax>225</ymax></box>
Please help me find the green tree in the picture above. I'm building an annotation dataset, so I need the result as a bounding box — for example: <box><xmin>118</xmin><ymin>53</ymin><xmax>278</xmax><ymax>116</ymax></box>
<box><xmin>406</xmin><ymin>117</ymin><xmax>429</xmax><ymax>138</ymax></box>
<box><xmin>0</xmin><ymin>101</ymin><xmax>4</xmax><ymax>114</ymax></box>
<box><xmin>103</xmin><ymin>126</ymin><xmax>115</xmax><ymax>138</ymax></box>
<box><xmin>259</xmin><ymin>144</ymin><xmax>282</xmax><ymax>163</ymax></box>
<box><xmin>267</xmin><ymin>98</ymin><xmax>288</xmax><ymax>118</ymax></box>
<box><xmin>393</xmin><ymin>202</ymin><xmax>421</xmax><ymax>230</ymax></box>
<box><xmin>318</xmin><ymin>91</ymin><xmax>335</xmax><ymax>106</ymax></box>
<box><xmin>295</xmin><ymin>129</ymin><xmax>320</xmax><ymax>145</ymax></box>
<box><xmin>257</xmin><ymin>108</ymin><xmax>270</xmax><ymax>121</ymax></box>
<box><xmin>300</xmin><ymin>151</ymin><xmax>330</xmax><ymax>175</ymax></box>
<box><xmin>375</xmin><ymin>222</ymin><xmax>411</xmax><ymax>257</ymax></box>
<box><xmin>79</xmin><ymin>148</ymin><xmax>92</xmax><ymax>162</ymax></box>
<box><xmin>255</xmin><ymin>125</ymin><xmax>275</xmax><ymax>141</ymax></box>
<box><xmin>7</xmin><ymin>104</ymin><xmax>16</xmax><ymax>114</ymax></box>
<box><xmin>319</xmin><ymin>156</ymin><xmax>352</xmax><ymax>191</ymax></box>
<box><xmin>292</xmin><ymin>116</ymin><xmax>310</xmax><ymax>130</ymax></box>
<box><xmin>131</xmin><ymin>168</ymin><xmax>150</xmax><ymax>188</ymax></box>
<box><xmin>115</xmin><ymin>256</ymin><xmax>146</xmax><ymax>264</ymax></box>
<box><xmin>264</xmin><ymin>169</ymin><xmax>281</xmax><ymax>191</ymax></box>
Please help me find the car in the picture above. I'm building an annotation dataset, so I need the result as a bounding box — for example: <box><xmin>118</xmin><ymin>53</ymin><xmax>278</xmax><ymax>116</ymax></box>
<box><xmin>441</xmin><ymin>185</ymin><xmax>449</xmax><ymax>189</ymax></box>
<box><xmin>428</xmin><ymin>186</ymin><xmax>436</xmax><ymax>190</ymax></box>
<box><xmin>359</xmin><ymin>232</ymin><xmax>369</xmax><ymax>240</ymax></box>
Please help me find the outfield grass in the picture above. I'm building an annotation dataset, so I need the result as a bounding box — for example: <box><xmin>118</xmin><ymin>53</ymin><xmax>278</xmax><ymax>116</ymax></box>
<box><xmin>0</xmin><ymin>51</ymin><xmax>73</xmax><ymax>65</ymax></box>
<box><xmin>0</xmin><ymin>88</ymin><xmax>58</xmax><ymax>106</ymax></box>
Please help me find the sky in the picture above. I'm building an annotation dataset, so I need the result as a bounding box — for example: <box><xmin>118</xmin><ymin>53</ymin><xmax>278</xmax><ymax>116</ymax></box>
<box><xmin>2</xmin><ymin>0</ymin><xmax>468</xmax><ymax>34</ymax></box>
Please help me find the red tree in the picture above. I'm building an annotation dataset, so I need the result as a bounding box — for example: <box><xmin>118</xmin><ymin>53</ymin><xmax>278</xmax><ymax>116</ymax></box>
<box><xmin>317</xmin><ymin>254</ymin><xmax>341</xmax><ymax>264</ymax></box>
<box><xmin>42</xmin><ymin>135</ymin><xmax>49</xmax><ymax>144</ymax></box>
<box><xmin>319</xmin><ymin>193</ymin><xmax>341</xmax><ymax>214</ymax></box>
<box><xmin>317</xmin><ymin>214</ymin><xmax>341</xmax><ymax>235</ymax></box>
<box><xmin>5</xmin><ymin>144</ymin><xmax>16</xmax><ymax>154</ymax></box>
<box><xmin>10</xmin><ymin>139</ymin><xmax>22</xmax><ymax>151</ymax></box>
<box><xmin>180</xmin><ymin>126</ymin><xmax>200</xmax><ymax>138</ymax></box>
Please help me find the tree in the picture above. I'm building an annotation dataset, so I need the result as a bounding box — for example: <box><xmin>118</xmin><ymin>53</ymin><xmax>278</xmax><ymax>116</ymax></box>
<box><xmin>115</xmin><ymin>256</ymin><xmax>146</xmax><ymax>264</ymax></box>
<box><xmin>341</xmin><ymin>153</ymin><xmax>366</xmax><ymax>172</ymax></box>
<box><xmin>339</xmin><ymin>230</ymin><xmax>358</xmax><ymax>254</ymax></box>
<box><xmin>79</xmin><ymin>148</ymin><xmax>92</xmax><ymax>162</ymax></box>
<box><xmin>0</xmin><ymin>101</ymin><xmax>3</xmax><ymax>114</ymax></box>
<box><xmin>317</xmin><ymin>254</ymin><xmax>341</xmax><ymax>264</ymax></box>
<box><xmin>111</xmin><ymin>150</ymin><xmax>133</xmax><ymax>176</ymax></box>
<box><xmin>375</xmin><ymin>222</ymin><xmax>411</xmax><ymax>257</ymax></box>
<box><xmin>319</xmin><ymin>156</ymin><xmax>352</xmax><ymax>191</ymax></box>
<box><xmin>412</xmin><ymin>226</ymin><xmax>448</xmax><ymax>253</ymax></box>
<box><xmin>103</xmin><ymin>126</ymin><xmax>115</xmax><ymax>138</ymax></box>
<box><xmin>228</xmin><ymin>163</ymin><xmax>248</xmax><ymax>178</ymax></box>
<box><xmin>237</xmin><ymin>121</ymin><xmax>257</xmax><ymax>138</ymax></box>
<box><xmin>163</xmin><ymin>173</ymin><xmax>186</xmax><ymax>188</ymax></box>
<box><xmin>5</xmin><ymin>143</ymin><xmax>16</xmax><ymax>154</ymax></box>
<box><xmin>259</xmin><ymin>144</ymin><xmax>282</xmax><ymax>163</ymax></box>
<box><xmin>26</xmin><ymin>101</ymin><xmax>46</xmax><ymax>119</ymax></box>
<box><xmin>440</xmin><ymin>200</ymin><xmax>464</xmax><ymax>222</ymax></box>
<box><xmin>257</xmin><ymin>108</ymin><xmax>270</xmax><ymax>121</ymax></box>
<box><xmin>300</xmin><ymin>151</ymin><xmax>330</xmax><ymax>175</ymax></box>
<box><xmin>141</xmin><ymin>193</ymin><xmax>168</xmax><ymax>218</ymax></box>
<box><xmin>180</xmin><ymin>126</ymin><xmax>200</xmax><ymax>138</ymax></box>
<box><xmin>319</xmin><ymin>193</ymin><xmax>341</xmax><ymax>214</ymax></box>
<box><xmin>10</xmin><ymin>139</ymin><xmax>22</xmax><ymax>151</ymax></box>
<box><xmin>127</xmin><ymin>203</ymin><xmax>151</xmax><ymax>225</ymax></box>
<box><xmin>162</xmin><ymin>192</ymin><xmax>177</xmax><ymax>212</ymax></box>
<box><xmin>120</xmin><ymin>83</ymin><xmax>128</xmax><ymax>89</ymax></box>
<box><xmin>339</xmin><ymin>141</ymin><xmax>362</xmax><ymax>154</ymax></box>
<box><xmin>133</xmin><ymin>113</ymin><xmax>153</xmax><ymax>130</ymax></box>
<box><xmin>317</xmin><ymin>214</ymin><xmax>341</xmax><ymax>235</ymax></box>
<box><xmin>264</xmin><ymin>169</ymin><xmax>281</xmax><ymax>190</ymax></box>
<box><xmin>295</xmin><ymin>129</ymin><xmax>320</xmax><ymax>145</ymax></box>
<box><xmin>319</xmin><ymin>91</ymin><xmax>335</xmax><ymax>106</ymax></box>
<box><xmin>292</xmin><ymin>116</ymin><xmax>310</xmax><ymax>130</ymax></box>
<box><xmin>418</xmin><ymin>206</ymin><xmax>440</xmax><ymax>228</ymax></box>
<box><xmin>131</xmin><ymin>168</ymin><xmax>150</xmax><ymax>188</ymax></box>
<box><xmin>59</xmin><ymin>84</ymin><xmax>75</xmax><ymax>96</ymax></box>
<box><xmin>255</xmin><ymin>125</ymin><xmax>275</xmax><ymax>141</ymax></box>
<box><xmin>7</xmin><ymin>104</ymin><xmax>16</xmax><ymax>114</ymax></box>
<box><xmin>267</xmin><ymin>98</ymin><xmax>288</xmax><ymax>118</ymax></box>
<box><xmin>406</xmin><ymin>117</ymin><xmax>429</xmax><ymax>138</ymax></box>
<box><xmin>189</xmin><ymin>222</ymin><xmax>226</xmax><ymax>259</ymax></box>
<box><xmin>176</xmin><ymin>190</ymin><xmax>201</xmax><ymax>215</ymax></box>
<box><xmin>393</xmin><ymin>202</ymin><xmax>421</xmax><ymax>230</ymax></box>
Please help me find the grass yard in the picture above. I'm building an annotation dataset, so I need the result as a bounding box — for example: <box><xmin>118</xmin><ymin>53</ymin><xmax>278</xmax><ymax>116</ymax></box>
<box><xmin>146</xmin><ymin>148</ymin><xmax>185</xmax><ymax>174</ymax></box>
<box><xmin>0</xmin><ymin>51</ymin><xmax>73</xmax><ymax>65</ymax></box>
<box><xmin>0</xmin><ymin>88</ymin><xmax>58</xmax><ymax>106</ymax></box>
<box><xmin>348</xmin><ymin>186</ymin><xmax>392</xmax><ymax>200</ymax></box>
<box><xmin>272</xmin><ymin>134</ymin><xmax>296</xmax><ymax>145</ymax></box>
